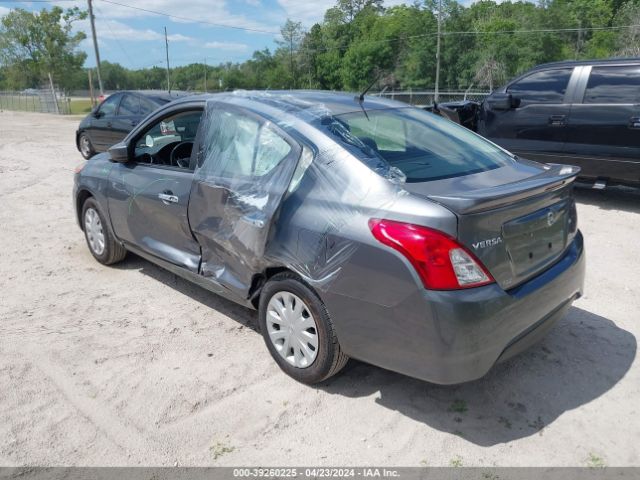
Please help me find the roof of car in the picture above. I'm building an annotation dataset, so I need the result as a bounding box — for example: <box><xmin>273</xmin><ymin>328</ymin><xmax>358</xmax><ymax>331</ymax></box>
<box><xmin>530</xmin><ymin>57</ymin><xmax>640</xmax><ymax>70</ymax></box>
<box><xmin>120</xmin><ymin>90</ymin><xmax>192</xmax><ymax>102</ymax></box>
<box><xmin>171</xmin><ymin>90</ymin><xmax>406</xmax><ymax>118</ymax></box>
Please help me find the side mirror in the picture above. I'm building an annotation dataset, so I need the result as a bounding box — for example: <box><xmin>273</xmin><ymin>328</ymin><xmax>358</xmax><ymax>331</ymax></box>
<box><xmin>487</xmin><ymin>93</ymin><xmax>516</xmax><ymax>110</ymax></box>
<box><xmin>108</xmin><ymin>142</ymin><xmax>130</xmax><ymax>163</ymax></box>
<box><xmin>92</xmin><ymin>109</ymin><xmax>103</xmax><ymax>118</ymax></box>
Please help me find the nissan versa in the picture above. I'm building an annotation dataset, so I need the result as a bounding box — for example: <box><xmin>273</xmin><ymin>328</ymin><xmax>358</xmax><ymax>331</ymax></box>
<box><xmin>73</xmin><ymin>91</ymin><xmax>585</xmax><ymax>385</ymax></box>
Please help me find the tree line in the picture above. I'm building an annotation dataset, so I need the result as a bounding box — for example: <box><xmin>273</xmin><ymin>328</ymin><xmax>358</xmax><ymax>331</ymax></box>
<box><xmin>1</xmin><ymin>0</ymin><xmax>639</xmax><ymax>94</ymax></box>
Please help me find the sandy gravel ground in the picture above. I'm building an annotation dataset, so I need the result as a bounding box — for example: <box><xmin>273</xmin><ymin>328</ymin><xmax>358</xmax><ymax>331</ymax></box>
<box><xmin>0</xmin><ymin>111</ymin><xmax>639</xmax><ymax>467</ymax></box>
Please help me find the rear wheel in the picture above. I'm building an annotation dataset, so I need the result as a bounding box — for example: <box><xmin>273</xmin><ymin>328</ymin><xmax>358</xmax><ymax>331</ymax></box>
<box><xmin>258</xmin><ymin>273</ymin><xmax>349</xmax><ymax>384</ymax></box>
<box><xmin>78</xmin><ymin>132</ymin><xmax>95</xmax><ymax>159</ymax></box>
<box><xmin>81</xmin><ymin>198</ymin><xmax>126</xmax><ymax>265</ymax></box>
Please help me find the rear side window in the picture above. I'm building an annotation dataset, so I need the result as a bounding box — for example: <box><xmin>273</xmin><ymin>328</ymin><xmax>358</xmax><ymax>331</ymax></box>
<box><xmin>119</xmin><ymin>94</ymin><xmax>140</xmax><ymax>115</ymax></box>
<box><xmin>584</xmin><ymin>66</ymin><xmax>640</xmax><ymax>104</ymax></box>
<box><xmin>199</xmin><ymin>110</ymin><xmax>292</xmax><ymax>179</ymax></box>
<box><xmin>507</xmin><ymin>68</ymin><xmax>573</xmax><ymax>105</ymax></box>
<box><xmin>328</xmin><ymin>108</ymin><xmax>513</xmax><ymax>183</ymax></box>
<box><xmin>140</xmin><ymin>97</ymin><xmax>159</xmax><ymax>115</ymax></box>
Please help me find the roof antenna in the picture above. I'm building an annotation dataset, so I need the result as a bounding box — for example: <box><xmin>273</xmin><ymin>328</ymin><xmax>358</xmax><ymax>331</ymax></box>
<box><xmin>355</xmin><ymin>69</ymin><xmax>383</xmax><ymax>121</ymax></box>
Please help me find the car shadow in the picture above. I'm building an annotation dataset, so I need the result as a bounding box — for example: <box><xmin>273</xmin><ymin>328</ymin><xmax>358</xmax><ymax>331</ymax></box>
<box><xmin>114</xmin><ymin>255</ymin><xmax>635</xmax><ymax>447</ymax></box>
<box><xmin>319</xmin><ymin>306</ymin><xmax>636</xmax><ymax>446</ymax></box>
<box><xmin>574</xmin><ymin>185</ymin><xmax>640</xmax><ymax>214</ymax></box>
<box><xmin>113</xmin><ymin>254</ymin><xmax>260</xmax><ymax>333</ymax></box>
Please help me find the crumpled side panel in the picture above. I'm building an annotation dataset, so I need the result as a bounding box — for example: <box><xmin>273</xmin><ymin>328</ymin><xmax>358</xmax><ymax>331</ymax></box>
<box><xmin>188</xmin><ymin>91</ymin><xmax>413</xmax><ymax>298</ymax></box>
<box><xmin>266</xmin><ymin>138</ymin><xmax>409</xmax><ymax>293</ymax></box>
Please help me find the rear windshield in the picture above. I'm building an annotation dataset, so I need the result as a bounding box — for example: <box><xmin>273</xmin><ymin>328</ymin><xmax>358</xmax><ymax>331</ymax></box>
<box><xmin>325</xmin><ymin>107</ymin><xmax>513</xmax><ymax>183</ymax></box>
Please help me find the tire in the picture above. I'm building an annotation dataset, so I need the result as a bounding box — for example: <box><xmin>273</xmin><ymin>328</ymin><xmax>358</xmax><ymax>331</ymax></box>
<box><xmin>78</xmin><ymin>132</ymin><xmax>95</xmax><ymax>160</ymax></box>
<box><xmin>81</xmin><ymin>197</ymin><xmax>127</xmax><ymax>265</ymax></box>
<box><xmin>258</xmin><ymin>273</ymin><xmax>349</xmax><ymax>384</ymax></box>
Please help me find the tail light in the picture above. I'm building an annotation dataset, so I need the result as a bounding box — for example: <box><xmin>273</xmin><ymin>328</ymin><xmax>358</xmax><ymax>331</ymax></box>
<box><xmin>368</xmin><ymin>218</ymin><xmax>494</xmax><ymax>290</ymax></box>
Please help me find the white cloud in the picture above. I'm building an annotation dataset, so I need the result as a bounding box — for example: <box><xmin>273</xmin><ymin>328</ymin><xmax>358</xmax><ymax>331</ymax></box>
<box><xmin>167</xmin><ymin>33</ymin><xmax>193</xmax><ymax>42</ymax></box>
<box><xmin>276</xmin><ymin>0</ymin><xmax>335</xmax><ymax>25</ymax></box>
<box><xmin>74</xmin><ymin>18</ymin><xmax>193</xmax><ymax>43</ymax></box>
<box><xmin>276</xmin><ymin>0</ymin><xmax>411</xmax><ymax>26</ymax></box>
<box><xmin>0</xmin><ymin>6</ymin><xmax>10</xmax><ymax>17</ymax></box>
<box><xmin>204</xmin><ymin>41</ymin><xmax>249</xmax><ymax>52</ymax></box>
<box><xmin>68</xmin><ymin>0</ymin><xmax>276</xmax><ymax>34</ymax></box>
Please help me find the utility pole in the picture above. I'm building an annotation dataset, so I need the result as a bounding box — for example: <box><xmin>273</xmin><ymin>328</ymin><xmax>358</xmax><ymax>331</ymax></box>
<box><xmin>88</xmin><ymin>69</ymin><xmax>95</xmax><ymax>107</ymax></box>
<box><xmin>164</xmin><ymin>26</ymin><xmax>171</xmax><ymax>93</ymax></box>
<box><xmin>434</xmin><ymin>0</ymin><xmax>442</xmax><ymax>103</ymax></box>
<box><xmin>87</xmin><ymin>0</ymin><xmax>104</xmax><ymax>95</ymax></box>
<box><xmin>204</xmin><ymin>57</ymin><xmax>207</xmax><ymax>93</ymax></box>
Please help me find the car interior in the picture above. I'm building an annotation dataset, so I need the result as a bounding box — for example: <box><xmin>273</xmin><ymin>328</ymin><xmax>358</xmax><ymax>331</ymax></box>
<box><xmin>133</xmin><ymin>110</ymin><xmax>203</xmax><ymax>169</ymax></box>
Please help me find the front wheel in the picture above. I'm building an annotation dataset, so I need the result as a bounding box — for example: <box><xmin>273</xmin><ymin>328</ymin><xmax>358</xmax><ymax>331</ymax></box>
<box><xmin>258</xmin><ymin>273</ymin><xmax>349</xmax><ymax>384</ymax></box>
<box><xmin>81</xmin><ymin>198</ymin><xmax>127</xmax><ymax>265</ymax></box>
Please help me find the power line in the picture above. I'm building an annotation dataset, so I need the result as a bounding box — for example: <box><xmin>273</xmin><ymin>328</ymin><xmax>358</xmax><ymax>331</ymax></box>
<box><xmin>94</xmin><ymin>2</ymin><xmax>136</xmax><ymax>68</ymax></box>
<box><xmin>299</xmin><ymin>23</ymin><xmax>640</xmax><ymax>55</ymax></box>
<box><xmin>97</xmin><ymin>0</ymin><xmax>280</xmax><ymax>35</ymax></box>
<box><xmin>0</xmin><ymin>0</ymin><xmax>280</xmax><ymax>34</ymax></box>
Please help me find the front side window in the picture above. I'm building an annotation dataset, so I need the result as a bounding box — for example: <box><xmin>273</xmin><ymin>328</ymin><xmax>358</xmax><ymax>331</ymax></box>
<box><xmin>97</xmin><ymin>94</ymin><xmax>120</xmax><ymax>116</ymax></box>
<box><xmin>584</xmin><ymin>66</ymin><xmax>640</xmax><ymax>104</ymax></box>
<box><xmin>325</xmin><ymin>107</ymin><xmax>514</xmax><ymax>183</ymax></box>
<box><xmin>507</xmin><ymin>68</ymin><xmax>573</xmax><ymax>105</ymax></box>
<box><xmin>199</xmin><ymin>109</ymin><xmax>292</xmax><ymax>180</ymax></box>
<box><xmin>133</xmin><ymin>110</ymin><xmax>203</xmax><ymax>169</ymax></box>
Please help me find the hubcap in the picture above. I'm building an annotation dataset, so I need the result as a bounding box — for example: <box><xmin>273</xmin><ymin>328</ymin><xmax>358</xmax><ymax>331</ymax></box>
<box><xmin>80</xmin><ymin>135</ymin><xmax>91</xmax><ymax>156</ymax></box>
<box><xmin>84</xmin><ymin>208</ymin><xmax>105</xmax><ymax>255</ymax></box>
<box><xmin>266</xmin><ymin>291</ymin><xmax>319</xmax><ymax>368</ymax></box>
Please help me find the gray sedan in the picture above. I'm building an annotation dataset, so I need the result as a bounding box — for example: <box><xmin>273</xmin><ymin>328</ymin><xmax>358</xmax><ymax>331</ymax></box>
<box><xmin>73</xmin><ymin>91</ymin><xmax>585</xmax><ymax>384</ymax></box>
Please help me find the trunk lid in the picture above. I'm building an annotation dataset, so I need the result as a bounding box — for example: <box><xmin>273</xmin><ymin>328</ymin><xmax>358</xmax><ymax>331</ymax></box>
<box><xmin>404</xmin><ymin>162</ymin><xmax>580</xmax><ymax>290</ymax></box>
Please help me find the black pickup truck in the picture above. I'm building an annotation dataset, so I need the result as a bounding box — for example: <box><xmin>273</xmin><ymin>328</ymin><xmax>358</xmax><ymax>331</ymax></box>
<box><xmin>436</xmin><ymin>58</ymin><xmax>640</xmax><ymax>188</ymax></box>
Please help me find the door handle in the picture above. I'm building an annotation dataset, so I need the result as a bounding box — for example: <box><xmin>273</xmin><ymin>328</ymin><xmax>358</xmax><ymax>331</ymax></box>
<box><xmin>106</xmin><ymin>122</ymin><xmax>112</xmax><ymax>128</ymax></box>
<box><xmin>158</xmin><ymin>192</ymin><xmax>179</xmax><ymax>204</ymax></box>
<box><xmin>240</xmin><ymin>212</ymin><xmax>265</xmax><ymax>228</ymax></box>
<box><xmin>131</xmin><ymin>120</ymin><xmax>139</xmax><ymax>127</ymax></box>
<box><xmin>629</xmin><ymin>117</ymin><xmax>640</xmax><ymax>129</ymax></box>
<box><xmin>548</xmin><ymin>115</ymin><xmax>567</xmax><ymax>127</ymax></box>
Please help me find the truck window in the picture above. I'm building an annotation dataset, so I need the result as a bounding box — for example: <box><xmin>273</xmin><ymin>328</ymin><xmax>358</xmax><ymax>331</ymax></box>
<box><xmin>507</xmin><ymin>68</ymin><xmax>573</xmax><ymax>106</ymax></box>
<box><xmin>583</xmin><ymin>66</ymin><xmax>640</xmax><ymax>104</ymax></box>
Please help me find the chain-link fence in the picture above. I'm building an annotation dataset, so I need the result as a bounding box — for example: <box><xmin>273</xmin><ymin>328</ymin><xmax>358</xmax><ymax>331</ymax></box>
<box><xmin>0</xmin><ymin>89</ymin><xmax>75</xmax><ymax>114</ymax></box>
<box><xmin>0</xmin><ymin>88</ymin><xmax>490</xmax><ymax>114</ymax></box>
<box><xmin>373</xmin><ymin>90</ymin><xmax>490</xmax><ymax>106</ymax></box>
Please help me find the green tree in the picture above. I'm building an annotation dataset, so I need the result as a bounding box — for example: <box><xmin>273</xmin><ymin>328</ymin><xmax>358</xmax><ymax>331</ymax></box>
<box><xmin>0</xmin><ymin>6</ymin><xmax>87</xmax><ymax>90</ymax></box>
<box><xmin>614</xmin><ymin>0</ymin><xmax>640</xmax><ymax>56</ymax></box>
<box><xmin>277</xmin><ymin>19</ymin><xmax>305</xmax><ymax>88</ymax></box>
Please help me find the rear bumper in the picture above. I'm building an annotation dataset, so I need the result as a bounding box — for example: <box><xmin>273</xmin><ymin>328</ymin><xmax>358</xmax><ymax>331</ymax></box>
<box><xmin>324</xmin><ymin>231</ymin><xmax>585</xmax><ymax>384</ymax></box>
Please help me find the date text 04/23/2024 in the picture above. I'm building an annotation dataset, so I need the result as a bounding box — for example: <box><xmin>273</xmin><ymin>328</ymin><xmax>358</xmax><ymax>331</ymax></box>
<box><xmin>232</xmin><ymin>469</ymin><xmax>400</xmax><ymax>478</ymax></box>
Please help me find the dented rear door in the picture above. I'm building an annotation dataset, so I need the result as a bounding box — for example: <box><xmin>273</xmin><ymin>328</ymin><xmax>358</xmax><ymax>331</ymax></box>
<box><xmin>188</xmin><ymin>101</ymin><xmax>301</xmax><ymax>299</ymax></box>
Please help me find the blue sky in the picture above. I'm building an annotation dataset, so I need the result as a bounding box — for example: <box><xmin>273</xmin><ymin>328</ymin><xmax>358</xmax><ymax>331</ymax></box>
<box><xmin>0</xmin><ymin>0</ymin><xmax>473</xmax><ymax>69</ymax></box>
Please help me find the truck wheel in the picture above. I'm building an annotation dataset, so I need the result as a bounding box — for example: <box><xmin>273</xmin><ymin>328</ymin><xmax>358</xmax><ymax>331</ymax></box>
<box><xmin>258</xmin><ymin>273</ymin><xmax>349</xmax><ymax>384</ymax></box>
<box><xmin>81</xmin><ymin>197</ymin><xmax>127</xmax><ymax>265</ymax></box>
